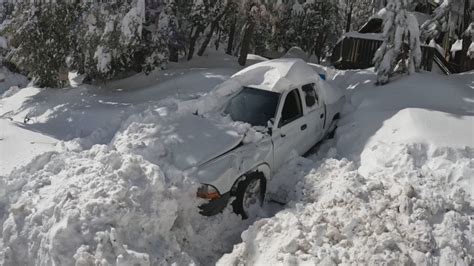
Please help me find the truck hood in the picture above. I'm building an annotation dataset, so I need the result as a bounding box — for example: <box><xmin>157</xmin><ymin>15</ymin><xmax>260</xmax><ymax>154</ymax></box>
<box><xmin>169</xmin><ymin>114</ymin><xmax>244</xmax><ymax>170</ymax></box>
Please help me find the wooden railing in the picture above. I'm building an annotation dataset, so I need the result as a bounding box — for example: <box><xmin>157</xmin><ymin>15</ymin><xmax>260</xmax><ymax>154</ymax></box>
<box><xmin>331</xmin><ymin>36</ymin><xmax>459</xmax><ymax>74</ymax></box>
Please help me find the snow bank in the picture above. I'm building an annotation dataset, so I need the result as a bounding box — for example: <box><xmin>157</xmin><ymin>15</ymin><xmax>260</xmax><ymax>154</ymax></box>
<box><xmin>0</xmin><ymin>66</ymin><xmax>237</xmax><ymax>176</ymax></box>
<box><xmin>220</xmin><ymin>154</ymin><xmax>473</xmax><ymax>265</ymax></box>
<box><xmin>0</xmin><ymin>105</ymin><xmax>263</xmax><ymax>265</ymax></box>
<box><xmin>0</xmin><ymin>58</ymin><xmax>270</xmax><ymax>265</ymax></box>
<box><xmin>219</xmin><ymin>71</ymin><xmax>474</xmax><ymax>265</ymax></box>
<box><xmin>1</xmin><ymin>145</ymin><xmax>196</xmax><ymax>265</ymax></box>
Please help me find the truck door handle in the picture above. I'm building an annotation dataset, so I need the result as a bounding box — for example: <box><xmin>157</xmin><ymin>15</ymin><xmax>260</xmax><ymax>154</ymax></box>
<box><xmin>320</xmin><ymin>114</ymin><xmax>324</xmax><ymax>119</ymax></box>
<box><xmin>301</xmin><ymin>124</ymin><xmax>307</xmax><ymax>130</ymax></box>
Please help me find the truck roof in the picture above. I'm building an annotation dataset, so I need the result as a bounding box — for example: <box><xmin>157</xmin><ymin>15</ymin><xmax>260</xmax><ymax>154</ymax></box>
<box><xmin>230</xmin><ymin>58</ymin><xmax>320</xmax><ymax>93</ymax></box>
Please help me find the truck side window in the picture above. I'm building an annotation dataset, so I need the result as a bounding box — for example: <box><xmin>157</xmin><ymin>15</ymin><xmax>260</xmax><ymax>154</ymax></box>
<box><xmin>279</xmin><ymin>89</ymin><xmax>303</xmax><ymax>127</ymax></box>
<box><xmin>302</xmin><ymin>83</ymin><xmax>319</xmax><ymax>107</ymax></box>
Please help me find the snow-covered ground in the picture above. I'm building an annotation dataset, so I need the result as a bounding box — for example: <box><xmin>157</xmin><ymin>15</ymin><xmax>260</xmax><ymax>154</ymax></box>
<box><xmin>0</xmin><ymin>52</ymin><xmax>473</xmax><ymax>265</ymax></box>
<box><xmin>220</xmin><ymin>70</ymin><xmax>474</xmax><ymax>265</ymax></box>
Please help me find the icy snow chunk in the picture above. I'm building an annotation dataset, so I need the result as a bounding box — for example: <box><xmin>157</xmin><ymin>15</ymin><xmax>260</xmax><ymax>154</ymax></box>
<box><xmin>451</xmin><ymin>39</ymin><xmax>462</xmax><ymax>57</ymax></box>
<box><xmin>68</xmin><ymin>71</ymin><xmax>85</xmax><ymax>88</ymax></box>
<box><xmin>0</xmin><ymin>36</ymin><xmax>7</xmax><ymax>49</ymax></box>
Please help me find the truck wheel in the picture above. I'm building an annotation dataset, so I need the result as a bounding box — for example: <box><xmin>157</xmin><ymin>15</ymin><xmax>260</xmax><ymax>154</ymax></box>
<box><xmin>327</xmin><ymin>126</ymin><xmax>337</xmax><ymax>139</ymax></box>
<box><xmin>232</xmin><ymin>172</ymin><xmax>266</xmax><ymax>220</ymax></box>
<box><xmin>327</xmin><ymin>114</ymin><xmax>340</xmax><ymax>139</ymax></box>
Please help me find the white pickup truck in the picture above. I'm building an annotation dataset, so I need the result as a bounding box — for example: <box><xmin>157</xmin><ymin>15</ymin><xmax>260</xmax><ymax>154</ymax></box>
<box><xmin>172</xmin><ymin>59</ymin><xmax>345</xmax><ymax>218</ymax></box>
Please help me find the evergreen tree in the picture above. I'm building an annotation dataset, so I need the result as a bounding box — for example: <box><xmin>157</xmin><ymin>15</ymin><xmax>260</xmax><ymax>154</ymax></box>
<box><xmin>466</xmin><ymin>23</ymin><xmax>474</xmax><ymax>59</ymax></box>
<box><xmin>3</xmin><ymin>1</ymin><xmax>170</xmax><ymax>86</ymax></box>
<box><xmin>157</xmin><ymin>0</ymin><xmax>180</xmax><ymax>62</ymax></box>
<box><xmin>341</xmin><ymin>0</ymin><xmax>376</xmax><ymax>32</ymax></box>
<box><xmin>420</xmin><ymin>0</ymin><xmax>465</xmax><ymax>42</ymax></box>
<box><xmin>251</xmin><ymin>2</ymin><xmax>272</xmax><ymax>55</ymax></box>
<box><xmin>5</xmin><ymin>3</ymin><xmax>79</xmax><ymax>87</ymax></box>
<box><xmin>187</xmin><ymin>0</ymin><xmax>209</xmax><ymax>60</ymax></box>
<box><xmin>373</xmin><ymin>0</ymin><xmax>422</xmax><ymax>85</ymax></box>
<box><xmin>220</xmin><ymin>0</ymin><xmax>239</xmax><ymax>55</ymax></box>
<box><xmin>269</xmin><ymin>1</ymin><xmax>292</xmax><ymax>52</ymax></box>
<box><xmin>197</xmin><ymin>0</ymin><xmax>228</xmax><ymax>56</ymax></box>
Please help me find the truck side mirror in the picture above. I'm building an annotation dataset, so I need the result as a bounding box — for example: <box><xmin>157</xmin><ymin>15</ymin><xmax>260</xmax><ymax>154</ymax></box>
<box><xmin>267</xmin><ymin>119</ymin><xmax>274</xmax><ymax>135</ymax></box>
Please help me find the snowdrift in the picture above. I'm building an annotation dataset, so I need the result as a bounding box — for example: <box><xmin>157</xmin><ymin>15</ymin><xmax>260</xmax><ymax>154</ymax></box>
<box><xmin>219</xmin><ymin>71</ymin><xmax>474</xmax><ymax>265</ymax></box>
<box><xmin>0</xmin><ymin>66</ymin><xmax>260</xmax><ymax>265</ymax></box>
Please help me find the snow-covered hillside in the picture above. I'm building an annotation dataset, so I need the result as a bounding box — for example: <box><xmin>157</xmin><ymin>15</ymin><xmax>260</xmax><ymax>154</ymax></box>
<box><xmin>0</xmin><ymin>57</ymin><xmax>473</xmax><ymax>265</ymax></box>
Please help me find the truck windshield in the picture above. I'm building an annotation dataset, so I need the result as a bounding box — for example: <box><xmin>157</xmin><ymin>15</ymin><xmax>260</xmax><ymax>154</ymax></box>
<box><xmin>224</xmin><ymin>87</ymin><xmax>280</xmax><ymax>127</ymax></box>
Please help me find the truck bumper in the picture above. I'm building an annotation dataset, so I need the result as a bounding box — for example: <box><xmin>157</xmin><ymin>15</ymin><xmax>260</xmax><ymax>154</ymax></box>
<box><xmin>198</xmin><ymin>192</ymin><xmax>231</xmax><ymax>216</ymax></box>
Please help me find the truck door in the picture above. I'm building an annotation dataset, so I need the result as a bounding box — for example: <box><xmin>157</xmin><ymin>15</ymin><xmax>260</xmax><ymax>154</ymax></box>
<box><xmin>272</xmin><ymin>88</ymin><xmax>308</xmax><ymax>169</ymax></box>
<box><xmin>301</xmin><ymin>83</ymin><xmax>325</xmax><ymax>145</ymax></box>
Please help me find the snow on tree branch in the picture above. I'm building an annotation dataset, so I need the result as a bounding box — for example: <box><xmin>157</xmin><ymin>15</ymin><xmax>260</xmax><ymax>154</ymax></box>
<box><xmin>373</xmin><ymin>0</ymin><xmax>421</xmax><ymax>85</ymax></box>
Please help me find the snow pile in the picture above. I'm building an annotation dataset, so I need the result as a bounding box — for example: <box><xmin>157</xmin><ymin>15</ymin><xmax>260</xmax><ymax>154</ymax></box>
<box><xmin>218</xmin><ymin>71</ymin><xmax>474</xmax><ymax>265</ymax></box>
<box><xmin>0</xmin><ymin>58</ymin><xmax>270</xmax><ymax>265</ymax></box>
<box><xmin>0</xmin><ymin>145</ymin><xmax>196</xmax><ymax>265</ymax></box>
<box><xmin>0</xmin><ymin>100</ymin><xmax>270</xmax><ymax>265</ymax></box>
<box><xmin>0</xmin><ymin>65</ymin><xmax>238</xmax><ymax>176</ymax></box>
<box><xmin>0</xmin><ymin>104</ymin><xmax>250</xmax><ymax>265</ymax></box>
<box><xmin>220</xmin><ymin>154</ymin><xmax>473</xmax><ymax>265</ymax></box>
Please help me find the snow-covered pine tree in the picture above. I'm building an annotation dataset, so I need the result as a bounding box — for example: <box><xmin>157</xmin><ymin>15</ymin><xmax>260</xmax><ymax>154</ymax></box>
<box><xmin>71</xmin><ymin>3</ymin><xmax>102</xmax><ymax>80</ymax></box>
<box><xmin>341</xmin><ymin>0</ymin><xmax>376</xmax><ymax>32</ymax></box>
<box><xmin>373</xmin><ymin>0</ymin><xmax>422</xmax><ymax>85</ymax></box>
<box><xmin>187</xmin><ymin>0</ymin><xmax>209</xmax><ymax>60</ymax></box>
<box><xmin>306</xmin><ymin>0</ymin><xmax>342</xmax><ymax>62</ymax></box>
<box><xmin>197</xmin><ymin>0</ymin><xmax>228</xmax><ymax>56</ymax></box>
<box><xmin>285</xmin><ymin>1</ymin><xmax>305</xmax><ymax>50</ymax></box>
<box><xmin>94</xmin><ymin>4</ymin><xmax>120</xmax><ymax>80</ymax></box>
<box><xmin>156</xmin><ymin>0</ymin><xmax>180</xmax><ymax>62</ymax></box>
<box><xmin>251</xmin><ymin>2</ymin><xmax>271</xmax><ymax>55</ymax></box>
<box><xmin>269</xmin><ymin>1</ymin><xmax>292</xmax><ymax>52</ymax></box>
<box><xmin>420</xmin><ymin>0</ymin><xmax>464</xmax><ymax>42</ymax></box>
<box><xmin>237</xmin><ymin>0</ymin><xmax>258</xmax><ymax>65</ymax></box>
<box><xmin>119</xmin><ymin>0</ymin><xmax>146</xmax><ymax>72</ymax></box>
<box><xmin>220</xmin><ymin>0</ymin><xmax>239</xmax><ymax>55</ymax></box>
<box><xmin>141</xmin><ymin>1</ymin><xmax>170</xmax><ymax>74</ymax></box>
<box><xmin>466</xmin><ymin>23</ymin><xmax>474</xmax><ymax>59</ymax></box>
<box><xmin>5</xmin><ymin>2</ymin><xmax>79</xmax><ymax>87</ymax></box>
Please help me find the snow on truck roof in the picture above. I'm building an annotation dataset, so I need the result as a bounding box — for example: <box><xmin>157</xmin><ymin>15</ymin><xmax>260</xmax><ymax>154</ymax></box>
<box><xmin>230</xmin><ymin>58</ymin><xmax>320</xmax><ymax>93</ymax></box>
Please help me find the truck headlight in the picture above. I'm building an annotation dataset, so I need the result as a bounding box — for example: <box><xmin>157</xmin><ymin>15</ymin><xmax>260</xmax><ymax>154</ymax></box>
<box><xmin>197</xmin><ymin>184</ymin><xmax>221</xmax><ymax>200</ymax></box>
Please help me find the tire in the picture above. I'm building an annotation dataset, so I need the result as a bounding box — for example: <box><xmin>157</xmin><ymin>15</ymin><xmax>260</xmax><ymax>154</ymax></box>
<box><xmin>327</xmin><ymin>125</ymin><xmax>337</xmax><ymax>139</ymax></box>
<box><xmin>232</xmin><ymin>171</ymin><xmax>266</xmax><ymax>219</ymax></box>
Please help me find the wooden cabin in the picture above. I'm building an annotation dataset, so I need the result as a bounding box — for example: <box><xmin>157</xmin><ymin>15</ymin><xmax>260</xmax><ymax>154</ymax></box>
<box><xmin>332</xmin><ymin>3</ymin><xmax>474</xmax><ymax>74</ymax></box>
<box><xmin>331</xmin><ymin>31</ymin><xmax>459</xmax><ymax>74</ymax></box>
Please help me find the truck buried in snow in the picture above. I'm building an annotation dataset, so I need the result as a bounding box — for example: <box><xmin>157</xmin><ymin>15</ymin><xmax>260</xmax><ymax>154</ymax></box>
<box><xmin>170</xmin><ymin>59</ymin><xmax>345</xmax><ymax>219</ymax></box>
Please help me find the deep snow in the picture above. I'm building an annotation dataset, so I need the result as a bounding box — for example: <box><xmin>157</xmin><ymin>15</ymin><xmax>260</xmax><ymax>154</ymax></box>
<box><xmin>219</xmin><ymin>70</ymin><xmax>474</xmax><ymax>265</ymax></box>
<box><xmin>0</xmin><ymin>53</ymin><xmax>279</xmax><ymax>265</ymax></box>
<box><xmin>0</xmin><ymin>52</ymin><xmax>473</xmax><ymax>265</ymax></box>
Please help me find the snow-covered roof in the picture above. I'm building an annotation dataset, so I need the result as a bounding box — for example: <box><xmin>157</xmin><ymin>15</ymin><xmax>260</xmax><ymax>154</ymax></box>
<box><xmin>230</xmin><ymin>58</ymin><xmax>319</xmax><ymax>93</ymax></box>
<box><xmin>341</xmin><ymin>31</ymin><xmax>383</xmax><ymax>41</ymax></box>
